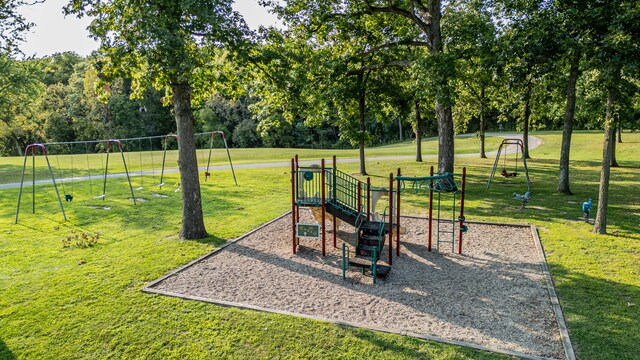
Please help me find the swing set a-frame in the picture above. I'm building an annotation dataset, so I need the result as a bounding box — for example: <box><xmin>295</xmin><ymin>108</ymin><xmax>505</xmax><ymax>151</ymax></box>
<box><xmin>15</xmin><ymin>139</ymin><xmax>136</xmax><ymax>223</ymax></box>
<box><xmin>486</xmin><ymin>138</ymin><xmax>530</xmax><ymax>193</ymax></box>
<box><xmin>14</xmin><ymin>131</ymin><xmax>237</xmax><ymax>224</ymax></box>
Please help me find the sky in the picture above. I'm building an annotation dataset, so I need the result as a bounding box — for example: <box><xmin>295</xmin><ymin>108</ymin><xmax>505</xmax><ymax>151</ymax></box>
<box><xmin>17</xmin><ymin>0</ymin><xmax>281</xmax><ymax>58</ymax></box>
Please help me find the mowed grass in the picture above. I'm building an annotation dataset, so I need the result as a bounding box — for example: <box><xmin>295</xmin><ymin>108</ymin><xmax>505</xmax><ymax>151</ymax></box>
<box><xmin>0</xmin><ymin>135</ymin><xmax>503</xmax><ymax>185</ymax></box>
<box><xmin>1</xmin><ymin>131</ymin><xmax>638</xmax><ymax>359</ymax></box>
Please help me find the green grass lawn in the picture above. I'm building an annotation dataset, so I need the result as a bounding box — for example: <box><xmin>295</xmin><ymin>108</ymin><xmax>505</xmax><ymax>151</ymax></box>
<box><xmin>0</xmin><ymin>134</ymin><xmax>503</xmax><ymax>185</ymax></box>
<box><xmin>1</xmin><ymin>131</ymin><xmax>638</xmax><ymax>359</ymax></box>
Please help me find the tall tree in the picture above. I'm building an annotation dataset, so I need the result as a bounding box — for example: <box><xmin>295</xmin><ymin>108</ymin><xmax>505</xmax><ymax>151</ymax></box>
<box><xmin>0</xmin><ymin>0</ymin><xmax>38</xmax><ymax>55</ymax></box>
<box><xmin>575</xmin><ymin>0</ymin><xmax>640</xmax><ymax>234</ymax></box>
<box><xmin>66</xmin><ymin>0</ymin><xmax>246</xmax><ymax>239</ymax></box>
<box><xmin>268</xmin><ymin>0</ymin><xmax>457</xmax><ymax>172</ymax></box>
<box><xmin>557</xmin><ymin>50</ymin><xmax>580</xmax><ymax>194</ymax></box>
<box><xmin>447</xmin><ymin>0</ymin><xmax>500</xmax><ymax>158</ymax></box>
<box><xmin>498</xmin><ymin>0</ymin><xmax>560</xmax><ymax>159</ymax></box>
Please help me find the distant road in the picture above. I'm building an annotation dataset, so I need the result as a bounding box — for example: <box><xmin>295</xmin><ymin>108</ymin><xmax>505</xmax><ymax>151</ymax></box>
<box><xmin>0</xmin><ymin>133</ymin><xmax>540</xmax><ymax>190</ymax></box>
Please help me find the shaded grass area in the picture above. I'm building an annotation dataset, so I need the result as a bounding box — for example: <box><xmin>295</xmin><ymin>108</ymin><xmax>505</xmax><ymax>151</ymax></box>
<box><xmin>0</xmin><ymin>135</ymin><xmax>502</xmax><ymax>185</ymax></box>
<box><xmin>335</xmin><ymin>131</ymin><xmax>640</xmax><ymax>360</ymax></box>
<box><xmin>1</xmin><ymin>131</ymin><xmax>638</xmax><ymax>359</ymax></box>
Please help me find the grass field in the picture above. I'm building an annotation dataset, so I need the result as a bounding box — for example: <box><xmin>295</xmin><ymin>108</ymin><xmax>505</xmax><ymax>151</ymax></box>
<box><xmin>1</xmin><ymin>131</ymin><xmax>638</xmax><ymax>359</ymax></box>
<box><xmin>0</xmin><ymin>135</ymin><xmax>503</xmax><ymax>185</ymax></box>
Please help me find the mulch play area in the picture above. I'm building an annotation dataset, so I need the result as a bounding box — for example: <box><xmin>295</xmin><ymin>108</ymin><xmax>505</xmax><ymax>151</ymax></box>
<box><xmin>144</xmin><ymin>211</ymin><xmax>572</xmax><ymax>360</ymax></box>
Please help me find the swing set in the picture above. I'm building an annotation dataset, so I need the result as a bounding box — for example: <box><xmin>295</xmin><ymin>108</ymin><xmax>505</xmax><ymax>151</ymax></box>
<box><xmin>486</xmin><ymin>138</ymin><xmax>530</xmax><ymax>192</ymax></box>
<box><xmin>15</xmin><ymin>131</ymin><xmax>238</xmax><ymax>223</ymax></box>
<box><xmin>15</xmin><ymin>139</ymin><xmax>137</xmax><ymax>223</ymax></box>
<box><xmin>157</xmin><ymin>131</ymin><xmax>237</xmax><ymax>190</ymax></box>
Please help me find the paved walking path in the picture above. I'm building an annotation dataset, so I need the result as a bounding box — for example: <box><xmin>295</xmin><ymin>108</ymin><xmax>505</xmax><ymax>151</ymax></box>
<box><xmin>0</xmin><ymin>133</ymin><xmax>541</xmax><ymax>190</ymax></box>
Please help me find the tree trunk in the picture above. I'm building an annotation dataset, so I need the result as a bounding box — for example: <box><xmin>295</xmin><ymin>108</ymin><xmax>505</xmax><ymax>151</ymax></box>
<box><xmin>358</xmin><ymin>72</ymin><xmax>367</xmax><ymax>175</ymax></box>
<box><xmin>617</xmin><ymin>126</ymin><xmax>622</xmax><ymax>143</ymax></box>
<box><xmin>415</xmin><ymin>100</ymin><xmax>423</xmax><ymax>162</ymax></box>
<box><xmin>593</xmin><ymin>86</ymin><xmax>616</xmax><ymax>234</ymax></box>
<box><xmin>429</xmin><ymin>0</ymin><xmax>454</xmax><ymax>173</ymax></box>
<box><xmin>13</xmin><ymin>136</ymin><xmax>23</xmax><ymax>156</ymax></box>
<box><xmin>172</xmin><ymin>81</ymin><xmax>207</xmax><ymax>240</ymax></box>
<box><xmin>398</xmin><ymin>117</ymin><xmax>403</xmax><ymax>142</ymax></box>
<box><xmin>611</xmin><ymin>123</ymin><xmax>619</xmax><ymax>167</ymax></box>
<box><xmin>436</xmin><ymin>101</ymin><xmax>454</xmax><ymax>173</ymax></box>
<box><xmin>557</xmin><ymin>52</ymin><xmax>579</xmax><ymax>195</ymax></box>
<box><xmin>523</xmin><ymin>80</ymin><xmax>532</xmax><ymax>159</ymax></box>
<box><xmin>479</xmin><ymin>86</ymin><xmax>486</xmax><ymax>159</ymax></box>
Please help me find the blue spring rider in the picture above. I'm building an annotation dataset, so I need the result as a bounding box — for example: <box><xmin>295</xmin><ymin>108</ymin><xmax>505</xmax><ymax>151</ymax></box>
<box><xmin>581</xmin><ymin>199</ymin><xmax>593</xmax><ymax>222</ymax></box>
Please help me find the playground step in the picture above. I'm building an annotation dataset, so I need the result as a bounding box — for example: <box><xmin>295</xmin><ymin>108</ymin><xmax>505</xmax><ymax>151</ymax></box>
<box><xmin>359</xmin><ymin>234</ymin><xmax>383</xmax><ymax>246</ymax></box>
<box><xmin>356</xmin><ymin>243</ymin><xmax>383</xmax><ymax>257</ymax></box>
<box><xmin>360</xmin><ymin>221</ymin><xmax>392</xmax><ymax>234</ymax></box>
<box><xmin>325</xmin><ymin>201</ymin><xmax>358</xmax><ymax>225</ymax></box>
<box><xmin>348</xmin><ymin>257</ymin><xmax>391</xmax><ymax>279</ymax></box>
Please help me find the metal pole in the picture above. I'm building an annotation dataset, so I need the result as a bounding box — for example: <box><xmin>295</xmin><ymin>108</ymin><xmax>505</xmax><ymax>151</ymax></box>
<box><xmin>31</xmin><ymin>147</ymin><xmax>35</xmax><ymax>213</ymax></box>
<box><xmin>205</xmin><ymin>133</ymin><xmax>214</xmax><ymax>182</ymax></box>
<box><xmin>102</xmin><ymin>142</ymin><xmax>110</xmax><ymax>200</ymax></box>
<box><xmin>388</xmin><ymin>172</ymin><xmax>393</xmax><ymax>265</ymax></box>
<box><xmin>15</xmin><ymin>145</ymin><xmax>30</xmax><ymax>224</ymax></box>
<box><xmin>43</xmin><ymin>146</ymin><xmax>67</xmax><ymax>221</ymax></box>
<box><xmin>295</xmin><ymin>154</ymin><xmax>299</xmax><ymax>222</ymax></box>
<box><xmin>291</xmin><ymin>158</ymin><xmax>296</xmax><ymax>254</ymax></box>
<box><xmin>396</xmin><ymin>167</ymin><xmax>401</xmax><ymax>257</ymax></box>
<box><xmin>366</xmin><ymin>177</ymin><xmax>371</xmax><ymax>221</ymax></box>
<box><xmin>116</xmin><ymin>141</ymin><xmax>137</xmax><ymax>206</ymax></box>
<box><xmin>321</xmin><ymin>158</ymin><xmax>326</xmax><ymax>257</ymax></box>
<box><xmin>221</xmin><ymin>135</ymin><xmax>238</xmax><ymax>186</ymax></box>
<box><xmin>428</xmin><ymin>166</ymin><xmax>434</xmax><ymax>251</ymax></box>
<box><xmin>159</xmin><ymin>137</ymin><xmax>168</xmax><ymax>188</ymax></box>
<box><xmin>458</xmin><ymin>167</ymin><xmax>466</xmax><ymax>254</ymax></box>
<box><xmin>332</xmin><ymin>155</ymin><xmax>337</xmax><ymax>248</ymax></box>
<box><xmin>487</xmin><ymin>142</ymin><xmax>503</xmax><ymax>190</ymax></box>
<box><xmin>357</xmin><ymin>182</ymin><xmax>361</xmax><ymax>214</ymax></box>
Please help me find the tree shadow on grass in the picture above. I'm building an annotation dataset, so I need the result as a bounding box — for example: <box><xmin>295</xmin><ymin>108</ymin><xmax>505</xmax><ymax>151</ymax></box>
<box><xmin>0</xmin><ymin>339</ymin><xmax>15</xmax><ymax>360</ymax></box>
<box><xmin>548</xmin><ymin>264</ymin><xmax>640</xmax><ymax>360</ymax></box>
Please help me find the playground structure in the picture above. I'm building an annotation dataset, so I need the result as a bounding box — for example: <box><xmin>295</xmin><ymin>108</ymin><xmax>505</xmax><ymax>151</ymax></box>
<box><xmin>291</xmin><ymin>155</ymin><xmax>467</xmax><ymax>283</ymax></box>
<box><xmin>486</xmin><ymin>138</ymin><xmax>530</xmax><ymax>193</ymax></box>
<box><xmin>396</xmin><ymin>166</ymin><xmax>467</xmax><ymax>254</ymax></box>
<box><xmin>14</xmin><ymin>131</ymin><xmax>236</xmax><ymax>223</ymax></box>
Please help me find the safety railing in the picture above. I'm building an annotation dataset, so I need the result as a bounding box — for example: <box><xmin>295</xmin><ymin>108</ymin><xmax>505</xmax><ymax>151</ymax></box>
<box><xmin>294</xmin><ymin>165</ymin><xmax>323</xmax><ymax>206</ymax></box>
<box><xmin>325</xmin><ymin>168</ymin><xmax>368</xmax><ymax>217</ymax></box>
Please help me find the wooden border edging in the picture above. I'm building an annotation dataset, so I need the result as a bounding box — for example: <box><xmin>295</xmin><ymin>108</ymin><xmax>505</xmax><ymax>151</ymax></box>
<box><xmin>142</xmin><ymin>286</ymin><xmax>559</xmax><ymax>360</ymax></box>
<box><xmin>530</xmin><ymin>226</ymin><xmax>577</xmax><ymax>360</ymax></box>
<box><xmin>142</xmin><ymin>213</ymin><xmax>573</xmax><ymax>360</ymax></box>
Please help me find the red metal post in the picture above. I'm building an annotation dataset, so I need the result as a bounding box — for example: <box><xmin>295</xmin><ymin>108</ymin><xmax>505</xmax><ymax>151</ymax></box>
<box><xmin>458</xmin><ymin>167</ymin><xmax>466</xmax><ymax>254</ymax></box>
<box><xmin>291</xmin><ymin>158</ymin><xmax>296</xmax><ymax>254</ymax></box>
<box><xmin>428</xmin><ymin>165</ymin><xmax>434</xmax><ymax>252</ymax></box>
<box><xmin>321</xmin><ymin>158</ymin><xmax>326</xmax><ymax>256</ymax></box>
<box><xmin>396</xmin><ymin>168</ymin><xmax>401</xmax><ymax>257</ymax></box>
<box><xmin>388</xmin><ymin>173</ymin><xmax>394</xmax><ymax>265</ymax></box>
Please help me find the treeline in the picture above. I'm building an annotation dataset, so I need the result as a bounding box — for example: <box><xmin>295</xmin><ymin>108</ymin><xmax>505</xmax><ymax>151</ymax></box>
<box><xmin>2</xmin><ymin>1</ymin><xmax>639</xmax><ymax>160</ymax></box>
<box><xmin>1</xmin><ymin>52</ymin><xmax>429</xmax><ymax>156</ymax></box>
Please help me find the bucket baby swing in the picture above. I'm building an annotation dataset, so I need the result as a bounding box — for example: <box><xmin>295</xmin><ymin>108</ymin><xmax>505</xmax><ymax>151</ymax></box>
<box><xmin>486</xmin><ymin>138</ymin><xmax>530</xmax><ymax>192</ymax></box>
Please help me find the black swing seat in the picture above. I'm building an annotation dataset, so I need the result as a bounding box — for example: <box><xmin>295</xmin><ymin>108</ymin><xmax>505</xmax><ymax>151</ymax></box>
<box><xmin>501</xmin><ymin>169</ymin><xmax>518</xmax><ymax>178</ymax></box>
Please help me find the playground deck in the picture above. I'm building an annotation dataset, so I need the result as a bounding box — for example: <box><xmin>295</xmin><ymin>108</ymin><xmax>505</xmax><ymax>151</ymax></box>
<box><xmin>145</xmin><ymin>212</ymin><xmax>565</xmax><ymax>360</ymax></box>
